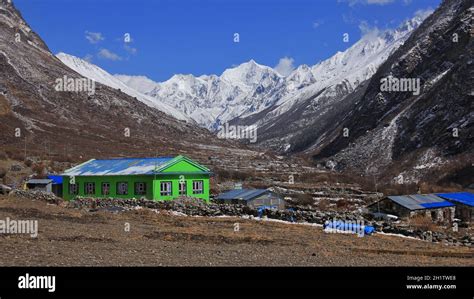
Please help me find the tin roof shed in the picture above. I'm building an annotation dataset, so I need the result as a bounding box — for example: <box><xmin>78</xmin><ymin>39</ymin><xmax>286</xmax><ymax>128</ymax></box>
<box><xmin>386</xmin><ymin>194</ymin><xmax>455</xmax><ymax>211</ymax></box>
<box><xmin>217</xmin><ymin>189</ymin><xmax>268</xmax><ymax>201</ymax></box>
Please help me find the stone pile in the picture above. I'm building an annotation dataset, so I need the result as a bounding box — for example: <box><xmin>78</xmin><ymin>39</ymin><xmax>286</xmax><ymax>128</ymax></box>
<box><xmin>69</xmin><ymin>197</ymin><xmax>472</xmax><ymax>247</ymax></box>
<box><xmin>69</xmin><ymin>197</ymin><xmax>366</xmax><ymax>225</ymax></box>
<box><xmin>372</xmin><ymin>222</ymin><xmax>472</xmax><ymax>247</ymax></box>
<box><xmin>9</xmin><ymin>190</ymin><xmax>63</xmax><ymax>205</ymax></box>
<box><xmin>8</xmin><ymin>192</ymin><xmax>471</xmax><ymax>247</ymax></box>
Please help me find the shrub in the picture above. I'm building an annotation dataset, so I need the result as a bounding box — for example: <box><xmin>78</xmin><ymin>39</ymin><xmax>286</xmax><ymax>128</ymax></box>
<box><xmin>409</xmin><ymin>215</ymin><xmax>436</xmax><ymax>231</ymax></box>
<box><xmin>32</xmin><ymin>163</ymin><xmax>47</xmax><ymax>178</ymax></box>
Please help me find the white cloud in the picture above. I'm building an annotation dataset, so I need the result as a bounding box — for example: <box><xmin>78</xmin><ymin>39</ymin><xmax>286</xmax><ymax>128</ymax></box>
<box><xmin>85</xmin><ymin>31</ymin><xmax>104</xmax><ymax>44</ymax></box>
<box><xmin>274</xmin><ymin>57</ymin><xmax>295</xmax><ymax>77</ymax></box>
<box><xmin>124</xmin><ymin>44</ymin><xmax>137</xmax><ymax>55</ymax></box>
<box><xmin>313</xmin><ymin>19</ymin><xmax>325</xmax><ymax>29</ymax></box>
<box><xmin>83</xmin><ymin>54</ymin><xmax>94</xmax><ymax>63</ymax></box>
<box><xmin>413</xmin><ymin>8</ymin><xmax>434</xmax><ymax>20</ymax></box>
<box><xmin>358</xmin><ymin>20</ymin><xmax>380</xmax><ymax>35</ymax></box>
<box><xmin>98</xmin><ymin>49</ymin><xmax>122</xmax><ymax>61</ymax></box>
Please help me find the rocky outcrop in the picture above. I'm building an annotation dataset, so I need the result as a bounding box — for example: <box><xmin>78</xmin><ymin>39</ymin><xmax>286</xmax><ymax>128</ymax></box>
<box><xmin>310</xmin><ymin>0</ymin><xmax>473</xmax><ymax>181</ymax></box>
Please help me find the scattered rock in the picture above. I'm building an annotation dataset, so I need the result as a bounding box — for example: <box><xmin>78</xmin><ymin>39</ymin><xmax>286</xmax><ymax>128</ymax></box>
<box><xmin>10</xmin><ymin>164</ymin><xmax>22</xmax><ymax>172</ymax></box>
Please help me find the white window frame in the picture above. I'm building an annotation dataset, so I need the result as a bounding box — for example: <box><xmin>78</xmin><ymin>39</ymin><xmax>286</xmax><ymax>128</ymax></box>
<box><xmin>179</xmin><ymin>181</ymin><xmax>186</xmax><ymax>196</ymax></box>
<box><xmin>192</xmin><ymin>180</ymin><xmax>203</xmax><ymax>194</ymax></box>
<box><xmin>160</xmin><ymin>181</ymin><xmax>172</xmax><ymax>196</ymax></box>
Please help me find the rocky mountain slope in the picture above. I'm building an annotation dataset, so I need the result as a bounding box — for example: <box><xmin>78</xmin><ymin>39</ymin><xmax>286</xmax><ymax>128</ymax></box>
<box><xmin>231</xmin><ymin>13</ymin><xmax>429</xmax><ymax>152</ymax></box>
<box><xmin>0</xmin><ymin>0</ymin><xmax>245</xmax><ymax>163</ymax></box>
<box><xmin>307</xmin><ymin>0</ymin><xmax>473</xmax><ymax>182</ymax></box>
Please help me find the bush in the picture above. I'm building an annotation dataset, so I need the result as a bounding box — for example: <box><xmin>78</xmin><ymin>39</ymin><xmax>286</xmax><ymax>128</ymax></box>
<box><xmin>31</xmin><ymin>163</ymin><xmax>47</xmax><ymax>178</ymax></box>
<box><xmin>409</xmin><ymin>215</ymin><xmax>436</xmax><ymax>231</ymax></box>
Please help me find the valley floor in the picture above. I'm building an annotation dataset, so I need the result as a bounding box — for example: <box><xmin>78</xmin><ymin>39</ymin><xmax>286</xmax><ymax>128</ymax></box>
<box><xmin>0</xmin><ymin>196</ymin><xmax>473</xmax><ymax>266</ymax></box>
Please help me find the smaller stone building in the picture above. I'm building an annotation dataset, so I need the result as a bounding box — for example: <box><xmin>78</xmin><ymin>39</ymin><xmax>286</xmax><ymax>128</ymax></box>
<box><xmin>368</xmin><ymin>194</ymin><xmax>455</xmax><ymax>223</ymax></box>
<box><xmin>216</xmin><ymin>189</ymin><xmax>285</xmax><ymax>210</ymax></box>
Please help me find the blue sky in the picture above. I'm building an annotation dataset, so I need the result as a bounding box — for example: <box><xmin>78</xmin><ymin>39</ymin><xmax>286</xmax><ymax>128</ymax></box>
<box><xmin>15</xmin><ymin>0</ymin><xmax>440</xmax><ymax>82</ymax></box>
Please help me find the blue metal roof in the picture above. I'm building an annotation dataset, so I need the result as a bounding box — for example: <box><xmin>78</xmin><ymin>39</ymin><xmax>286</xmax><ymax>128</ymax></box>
<box><xmin>61</xmin><ymin>157</ymin><xmax>175</xmax><ymax>176</ymax></box>
<box><xmin>387</xmin><ymin>194</ymin><xmax>455</xmax><ymax>210</ymax></box>
<box><xmin>47</xmin><ymin>175</ymin><xmax>63</xmax><ymax>184</ymax></box>
<box><xmin>437</xmin><ymin>192</ymin><xmax>474</xmax><ymax>207</ymax></box>
<box><xmin>217</xmin><ymin>189</ymin><xmax>269</xmax><ymax>201</ymax></box>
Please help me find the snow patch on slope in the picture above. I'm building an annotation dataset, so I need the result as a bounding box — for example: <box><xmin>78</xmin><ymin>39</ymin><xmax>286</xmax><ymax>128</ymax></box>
<box><xmin>56</xmin><ymin>53</ymin><xmax>189</xmax><ymax>121</ymax></box>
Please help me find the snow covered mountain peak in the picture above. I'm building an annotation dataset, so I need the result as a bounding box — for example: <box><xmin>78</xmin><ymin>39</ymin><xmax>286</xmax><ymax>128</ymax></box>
<box><xmin>56</xmin><ymin>52</ymin><xmax>189</xmax><ymax>121</ymax></box>
<box><xmin>221</xmin><ymin>59</ymin><xmax>282</xmax><ymax>87</ymax></box>
<box><xmin>113</xmin><ymin>12</ymin><xmax>430</xmax><ymax>131</ymax></box>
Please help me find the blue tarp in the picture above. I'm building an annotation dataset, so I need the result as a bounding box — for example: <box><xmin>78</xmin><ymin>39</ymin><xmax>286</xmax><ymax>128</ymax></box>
<box><xmin>437</xmin><ymin>192</ymin><xmax>474</xmax><ymax>207</ymax></box>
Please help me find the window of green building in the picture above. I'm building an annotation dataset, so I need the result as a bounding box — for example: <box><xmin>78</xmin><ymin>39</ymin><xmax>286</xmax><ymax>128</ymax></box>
<box><xmin>160</xmin><ymin>181</ymin><xmax>172</xmax><ymax>196</ymax></box>
<box><xmin>192</xmin><ymin>180</ymin><xmax>203</xmax><ymax>194</ymax></box>
<box><xmin>69</xmin><ymin>183</ymin><xmax>78</xmax><ymax>195</ymax></box>
<box><xmin>179</xmin><ymin>181</ymin><xmax>186</xmax><ymax>195</ymax></box>
<box><xmin>85</xmin><ymin>182</ymin><xmax>95</xmax><ymax>195</ymax></box>
<box><xmin>102</xmin><ymin>183</ymin><xmax>110</xmax><ymax>196</ymax></box>
<box><xmin>117</xmin><ymin>182</ymin><xmax>128</xmax><ymax>195</ymax></box>
<box><xmin>135</xmin><ymin>182</ymin><xmax>147</xmax><ymax>195</ymax></box>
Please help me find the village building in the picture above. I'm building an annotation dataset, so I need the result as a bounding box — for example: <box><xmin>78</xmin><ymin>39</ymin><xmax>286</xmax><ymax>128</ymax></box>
<box><xmin>25</xmin><ymin>179</ymin><xmax>53</xmax><ymax>193</ymax></box>
<box><xmin>216</xmin><ymin>188</ymin><xmax>285</xmax><ymax>210</ymax></box>
<box><xmin>60</xmin><ymin>156</ymin><xmax>211</xmax><ymax>201</ymax></box>
<box><xmin>437</xmin><ymin>192</ymin><xmax>474</xmax><ymax>223</ymax></box>
<box><xmin>368</xmin><ymin>194</ymin><xmax>455</xmax><ymax>223</ymax></box>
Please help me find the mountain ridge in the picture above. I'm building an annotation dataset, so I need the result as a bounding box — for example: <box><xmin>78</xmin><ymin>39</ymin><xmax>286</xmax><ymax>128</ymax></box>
<box><xmin>111</xmin><ymin>12</ymin><xmax>427</xmax><ymax>135</ymax></box>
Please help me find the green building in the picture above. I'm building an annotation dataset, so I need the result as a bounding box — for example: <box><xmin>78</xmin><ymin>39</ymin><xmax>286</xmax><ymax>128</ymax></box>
<box><xmin>60</xmin><ymin>155</ymin><xmax>211</xmax><ymax>201</ymax></box>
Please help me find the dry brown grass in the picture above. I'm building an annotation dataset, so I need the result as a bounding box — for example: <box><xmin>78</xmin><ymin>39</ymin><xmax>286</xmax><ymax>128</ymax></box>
<box><xmin>0</xmin><ymin>151</ymin><xmax>7</xmax><ymax>161</ymax></box>
<box><xmin>409</xmin><ymin>215</ymin><xmax>437</xmax><ymax>231</ymax></box>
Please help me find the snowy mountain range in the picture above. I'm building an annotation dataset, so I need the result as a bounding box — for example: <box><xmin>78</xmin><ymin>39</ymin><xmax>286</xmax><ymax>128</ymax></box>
<box><xmin>104</xmin><ymin>12</ymin><xmax>429</xmax><ymax>133</ymax></box>
<box><xmin>55</xmin><ymin>11</ymin><xmax>430</xmax><ymax>149</ymax></box>
<box><xmin>115</xmin><ymin>60</ymin><xmax>285</xmax><ymax>130</ymax></box>
<box><xmin>56</xmin><ymin>53</ymin><xmax>189</xmax><ymax>121</ymax></box>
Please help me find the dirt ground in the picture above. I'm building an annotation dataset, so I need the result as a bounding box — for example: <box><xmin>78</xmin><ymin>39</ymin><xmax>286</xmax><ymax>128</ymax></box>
<box><xmin>0</xmin><ymin>195</ymin><xmax>473</xmax><ymax>266</ymax></box>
